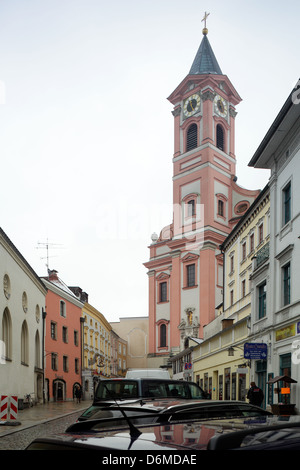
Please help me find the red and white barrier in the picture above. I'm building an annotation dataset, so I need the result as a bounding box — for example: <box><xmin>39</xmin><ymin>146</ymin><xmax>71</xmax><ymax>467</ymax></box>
<box><xmin>0</xmin><ymin>395</ymin><xmax>8</xmax><ymax>420</ymax></box>
<box><xmin>9</xmin><ymin>396</ymin><xmax>18</xmax><ymax>420</ymax></box>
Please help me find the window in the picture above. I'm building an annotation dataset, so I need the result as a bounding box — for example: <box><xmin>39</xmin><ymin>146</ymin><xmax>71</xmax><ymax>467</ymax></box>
<box><xmin>242</xmin><ymin>242</ymin><xmax>246</xmax><ymax>261</ymax></box>
<box><xmin>242</xmin><ymin>279</ymin><xmax>246</xmax><ymax>298</ymax></box>
<box><xmin>258</xmin><ymin>224</ymin><xmax>263</xmax><ymax>244</ymax></box>
<box><xmin>2</xmin><ymin>308</ymin><xmax>11</xmax><ymax>361</ymax></box>
<box><xmin>187</xmin><ymin>199</ymin><xmax>195</xmax><ymax>217</ymax></box>
<box><xmin>250</xmin><ymin>233</ymin><xmax>254</xmax><ymax>253</ymax></box>
<box><xmin>230</xmin><ymin>290</ymin><xmax>234</xmax><ymax>306</ymax></box>
<box><xmin>21</xmin><ymin>321</ymin><xmax>29</xmax><ymax>366</ymax></box>
<box><xmin>216</xmin><ymin>124</ymin><xmax>224</xmax><ymax>151</ymax></box>
<box><xmin>258</xmin><ymin>282</ymin><xmax>266</xmax><ymax>319</ymax></box>
<box><xmin>60</xmin><ymin>300</ymin><xmax>66</xmax><ymax>317</ymax></box>
<box><xmin>187</xmin><ymin>264</ymin><xmax>195</xmax><ymax>287</ymax></box>
<box><xmin>51</xmin><ymin>322</ymin><xmax>57</xmax><ymax>340</ymax></box>
<box><xmin>218</xmin><ymin>199</ymin><xmax>224</xmax><ymax>216</ymax></box>
<box><xmin>283</xmin><ymin>263</ymin><xmax>291</xmax><ymax>306</ymax></box>
<box><xmin>186</xmin><ymin>123</ymin><xmax>197</xmax><ymax>151</ymax></box>
<box><xmin>63</xmin><ymin>355</ymin><xmax>69</xmax><ymax>372</ymax></box>
<box><xmin>230</xmin><ymin>255</ymin><xmax>234</xmax><ymax>273</ymax></box>
<box><xmin>75</xmin><ymin>358</ymin><xmax>79</xmax><ymax>374</ymax></box>
<box><xmin>160</xmin><ymin>324</ymin><xmax>167</xmax><ymax>347</ymax></box>
<box><xmin>159</xmin><ymin>282</ymin><xmax>167</xmax><ymax>302</ymax></box>
<box><xmin>51</xmin><ymin>353</ymin><xmax>58</xmax><ymax>371</ymax></box>
<box><xmin>283</xmin><ymin>181</ymin><xmax>291</xmax><ymax>225</ymax></box>
<box><xmin>62</xmin><ymin>326</ymin><xmax>68</xmax><ymax>343</ymax></box>
<box><xmin>74</xmin><ymin>330</ymin><xmax>79</xmax><ymax>346</ymax></box>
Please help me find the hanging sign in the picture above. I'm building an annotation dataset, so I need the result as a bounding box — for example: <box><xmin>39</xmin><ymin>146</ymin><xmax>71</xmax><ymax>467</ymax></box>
<box><xmin>244</xmin><ymin>343</ymin><xmax>267</xmax><ymax>360</ymax></box>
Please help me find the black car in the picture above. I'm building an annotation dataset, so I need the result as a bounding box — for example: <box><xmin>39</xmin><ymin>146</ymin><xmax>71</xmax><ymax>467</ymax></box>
<box><xmin>27</xmin><ymin>411</ymin><xmax>299</xmax><ymax>452</ymax></box>
<box><xmin>78</xmin><ymin>377</ymin><xmax>210</xmax><ymax>422</ymax></box>
<box><xmin>77</xmin><ymin>397</ymin><xmax>271</xmax><ymax>425</ymax></box>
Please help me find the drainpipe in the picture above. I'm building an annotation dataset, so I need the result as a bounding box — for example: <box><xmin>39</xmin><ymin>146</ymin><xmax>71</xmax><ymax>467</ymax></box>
<box><xmin>42</xmin><ymin>307</ymin><xmax>46</xmax><ymax>404</ymax></box>
<box><xmin>80</xmin><ymin>317</ymin><xmax>85</xmax><ymax>399</ymax></box>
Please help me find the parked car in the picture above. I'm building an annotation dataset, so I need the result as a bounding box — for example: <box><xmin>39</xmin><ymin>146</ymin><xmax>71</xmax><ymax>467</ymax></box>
<box><xmin>78</xmin><ymin>378</ymin><xmax>210</xmax><ymax>421</ymax></box>
<box><xmin>77</xmin><ymin>397</ymin><xmax>271</xmax><ymax>425</ymax></box>
<box><xmin>27</xmin><ymin>406</ymin><xmax>294</xmax><ymax>451</ymax></box>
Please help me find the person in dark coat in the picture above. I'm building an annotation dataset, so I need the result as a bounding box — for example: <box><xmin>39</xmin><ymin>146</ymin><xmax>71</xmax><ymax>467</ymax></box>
<box><xmin>247</xmin><ymin>381</ymin><xmax>264</xmax><ymax>407</ymax></box>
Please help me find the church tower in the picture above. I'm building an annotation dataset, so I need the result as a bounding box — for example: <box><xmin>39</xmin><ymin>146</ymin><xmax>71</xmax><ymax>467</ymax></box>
<box><xmin>144</xmin><ymin>14</ymin><xmax>260</xmax><ymax>367</ymax></box>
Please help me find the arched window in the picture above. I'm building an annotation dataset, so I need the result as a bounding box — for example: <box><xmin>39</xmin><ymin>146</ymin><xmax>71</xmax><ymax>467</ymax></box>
<box><xmin>186</xmin><ymin>123</ymin><xmax>198</xmax><ymax>151</ymax></box>
<box><xmin>216</xmin><ymin>124</ymin><xmax>225</xmax><ymax>151</ymax></box>
<box><xmin>21</xmin><ymin>320</ymin><xmax>29</xmax><ymax>366</ymax></box>
<box><xmin>160</xmin><ymin>324</ymin><xmax>167</xmax><ymax>347</ymax></box>
<box><xmin>2</xmin><ymin>308</ymin><xmax>12</xmax><ymax>361</ymax></box>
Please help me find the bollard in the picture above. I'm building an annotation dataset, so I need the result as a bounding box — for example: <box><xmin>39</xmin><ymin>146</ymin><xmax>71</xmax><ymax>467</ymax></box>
<box><xmin>9</xmin><ymin>396</ymin><xmax>18</xmax><ymax>420</ymax></box>
<box><xmin>0</xmin><ymin>395</ymin><xmax>8</xmax><ymax>420</ymax></box>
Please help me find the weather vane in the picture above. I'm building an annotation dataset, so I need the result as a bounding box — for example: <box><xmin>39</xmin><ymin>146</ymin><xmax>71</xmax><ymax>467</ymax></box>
<box><xmin>202</xmin><ymin>11</ymin><xmax>210</xmax><ymax>35</ymax></box>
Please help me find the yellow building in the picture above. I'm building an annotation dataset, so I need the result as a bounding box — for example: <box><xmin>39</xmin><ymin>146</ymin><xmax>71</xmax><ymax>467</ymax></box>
<box><xmin>82</xmin><ymin>302</ymin><xmax>112</xmax><ymax>398</ymax></box>
<box><xmin>193</xmin><ymin>185</ymin><xmax>270</xmax><ymax>401</ymax></box>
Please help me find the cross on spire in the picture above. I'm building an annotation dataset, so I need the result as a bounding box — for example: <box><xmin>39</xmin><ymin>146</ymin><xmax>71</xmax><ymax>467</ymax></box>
<box><xmin>202</xmin><ymin>11</ymin><xmax>210</xmax><ymax>35</ymax></box>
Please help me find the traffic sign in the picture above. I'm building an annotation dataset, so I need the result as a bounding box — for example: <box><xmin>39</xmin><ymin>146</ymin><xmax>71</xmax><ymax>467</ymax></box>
<box><xmin>244</xmin><ymin>343</ymin><xmax>267</xmax><ymax>360</ymax></box>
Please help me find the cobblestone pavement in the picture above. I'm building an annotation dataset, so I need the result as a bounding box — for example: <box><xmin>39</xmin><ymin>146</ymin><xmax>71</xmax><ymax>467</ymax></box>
<box><xmin>0</xmin><ymin>400</ymin><xmax>93</xmax><ymax>450</ymax></box>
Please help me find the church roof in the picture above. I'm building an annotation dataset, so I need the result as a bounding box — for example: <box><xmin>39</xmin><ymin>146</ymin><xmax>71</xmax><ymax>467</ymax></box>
<box><xmin>189</xmin><ymin>32</ymin><xmax>222</xmax><ymax>75</ymax></box>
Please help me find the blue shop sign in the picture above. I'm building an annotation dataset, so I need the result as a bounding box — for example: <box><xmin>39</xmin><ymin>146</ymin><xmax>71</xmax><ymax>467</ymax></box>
<box><xmin>244</xmin><ymin>343</ymin><xmax>268</xmax><ymax>360</ymax></box>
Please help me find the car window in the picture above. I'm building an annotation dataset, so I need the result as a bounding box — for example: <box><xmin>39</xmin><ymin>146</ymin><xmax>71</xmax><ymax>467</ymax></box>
<box><xmin>95</xmin><ymin>380</ymin><xmax>138</xmax><ymax>400</ymax></box>
<box><xmin>186</xmin><ymin>382</ymin><xmax>207</xmax><ymax>399</ymax></box>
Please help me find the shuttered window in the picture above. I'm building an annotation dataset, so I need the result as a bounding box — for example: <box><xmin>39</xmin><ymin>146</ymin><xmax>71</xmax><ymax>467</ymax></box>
<box><xmin>216</xmin><ymin>124</ymin><xmax>224</xmax><ymax>151</ymax></box>
<box><xmin>186</xmin><ymin>124</ymin><xmax>198</xmax><ymax>151</ymax></box>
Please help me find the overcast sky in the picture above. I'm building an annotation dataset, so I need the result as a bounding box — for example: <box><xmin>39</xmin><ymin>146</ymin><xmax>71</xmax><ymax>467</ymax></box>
<box><xmin>0</xmin><ymin>0</ymin><xmax>298</xmax><ymax>322</ymax></box>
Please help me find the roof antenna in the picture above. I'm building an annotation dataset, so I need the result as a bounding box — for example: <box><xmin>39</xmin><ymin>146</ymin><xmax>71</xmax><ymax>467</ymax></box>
<box><xmin>36</xmin><ymin>239</ymin><xmax>64</xmax><ymax>273</ymax></box>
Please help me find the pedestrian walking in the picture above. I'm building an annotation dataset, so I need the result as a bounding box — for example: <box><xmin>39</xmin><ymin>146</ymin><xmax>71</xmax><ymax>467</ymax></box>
<box><xmin>247</xmin><ymin>381</ymin><xmax>264</xmax><ymax>407</ymax></box>
<box><xmin>75</xmin><ymin>386</ymin><xmax>82</xmax><ymax>404</ymax></box>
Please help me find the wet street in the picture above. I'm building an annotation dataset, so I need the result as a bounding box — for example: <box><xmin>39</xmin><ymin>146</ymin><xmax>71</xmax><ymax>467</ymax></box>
<box><xmin>0</xmin><ymin>400</ymin><xmax>92</xmax><ymax>450</ymax></box>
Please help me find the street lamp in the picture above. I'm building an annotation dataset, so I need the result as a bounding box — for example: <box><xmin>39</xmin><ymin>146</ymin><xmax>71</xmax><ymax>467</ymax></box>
<box><xmin>228</xmin><ymin>345</ymin><xmax>244</xmax><ymax>356</ymax></box>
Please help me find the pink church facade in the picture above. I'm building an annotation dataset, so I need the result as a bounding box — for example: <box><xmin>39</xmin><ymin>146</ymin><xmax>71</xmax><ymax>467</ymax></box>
<box><xmin>144</xmin><ymin>26</ymin><xmax>260</xmax><ymax>366</ymax></box>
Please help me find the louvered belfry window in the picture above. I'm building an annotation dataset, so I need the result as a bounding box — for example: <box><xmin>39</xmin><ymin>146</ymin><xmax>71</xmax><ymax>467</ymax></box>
<box><xmin>216</xmin><ymin>124</ymin><xmax>224</xmax><ymax>151</ymax></box>
<box><xmin>186</xmin><ymin>123</ymin><xmax>198</xmax><ymax>151</ymax></box>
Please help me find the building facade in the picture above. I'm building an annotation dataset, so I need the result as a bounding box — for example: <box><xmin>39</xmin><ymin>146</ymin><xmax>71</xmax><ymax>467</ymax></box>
<box><xmin>111</xmin><ymin>316</ymin><xmax>148</xmax><ymax>370</ymax></box>
<box><xmin>43</xmin><ymin>270</ymin><xmax>83</xmax><ymax>402</ymax></box>
<box><xmin>81</xmin><ymin>301</ymin><xmax>112</xmax><ymax>399</ymax></box>
<box><xmin>192</xmin><ymin>186</ymin><xmax>270</xmax><ymax>401</ymax></box>
<box><xmin>248</xmin><ymin>86</ymin><xmax>300</xmax><ymax>412</ymax></box>
<box><xmin>144</xmin><ymin>25</ymin><xmax>259</xmax><ymax>369</ymax></box>
<box><xmin>0</xmin><ymin>228</ymin><xmax>47</xmax><ymax>406</ymax></box>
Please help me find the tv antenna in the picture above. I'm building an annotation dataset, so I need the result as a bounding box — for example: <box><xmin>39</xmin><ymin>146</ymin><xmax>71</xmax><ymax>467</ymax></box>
<box><xmin>36</xmin><ymin>239</ymin><xmax>65</xmax><ymax>272</ymax></box>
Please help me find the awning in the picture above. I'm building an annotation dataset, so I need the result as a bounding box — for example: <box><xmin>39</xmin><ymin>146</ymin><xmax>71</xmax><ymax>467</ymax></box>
<box><xmin>267</xmin><ymin>375</ymin><xmax>297</xmax><ymax>384</ymax></box>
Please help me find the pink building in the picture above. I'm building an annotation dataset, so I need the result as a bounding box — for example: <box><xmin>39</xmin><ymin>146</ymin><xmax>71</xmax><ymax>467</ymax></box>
<box><xmin>144</xmin><ymin>25</ymin><xmax>260</xmax><ymax>367</ymax></box>
<box><xmin>43</xmin><ymin>270</ymin><xmax>84</xmax><ymax>401</ymax></box>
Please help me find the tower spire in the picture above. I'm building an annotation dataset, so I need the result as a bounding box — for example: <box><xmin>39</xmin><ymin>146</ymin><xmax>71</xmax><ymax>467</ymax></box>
<box><xmin>189</xmin><ymin>12</ymin><xmax>222</xmax><ymax>76</ymax></box>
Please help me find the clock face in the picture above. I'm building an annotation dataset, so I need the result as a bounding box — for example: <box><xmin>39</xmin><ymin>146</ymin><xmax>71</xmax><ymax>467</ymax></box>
<box><xmin>183</xmin><ymin>94</ymin><xmax>201</xmax><ymax>117</ymax></box>
<box><xmin>214</xmin><ymin>95</ymin><xmax>228</xmax><ymax>117</ymax></box>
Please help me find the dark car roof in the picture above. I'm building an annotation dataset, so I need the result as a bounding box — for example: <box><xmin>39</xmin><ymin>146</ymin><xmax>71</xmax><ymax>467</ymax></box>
<box><xmin>27</xmin><ymin>414</ymin><xmax>299</xmax><ymax>451</ymax></box>
<box><xmin>76</xmin><ymin>398</ymin><xmax>271</xmax><ymax>426</ymax></box>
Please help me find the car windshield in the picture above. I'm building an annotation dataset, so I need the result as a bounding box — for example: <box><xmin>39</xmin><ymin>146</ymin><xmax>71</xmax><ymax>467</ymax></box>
<box><xmin>95</xmin><ymin>380</ymin><xmax>139</xmax><ymax>400</ymax></box>
<box><xmin>141</xmin><ymin>380</ymin><xmax>206</xmax><ymax>399</ymax></box>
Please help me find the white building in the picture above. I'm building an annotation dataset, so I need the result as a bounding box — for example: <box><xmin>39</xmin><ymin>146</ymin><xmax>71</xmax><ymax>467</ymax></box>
<box><xmin>249</xmin><ymin>85</ymin><xmax>300</xmax><ymax>413</ymax></box>
<box><xmin>0</xmin><ymin>228</ymin><xmax>47</xmax><ymax>408</ymax></box>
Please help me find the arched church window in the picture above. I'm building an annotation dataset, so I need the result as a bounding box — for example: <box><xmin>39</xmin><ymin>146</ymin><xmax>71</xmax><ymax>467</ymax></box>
<box><xmin>186</xmin><ymin>123</ymin><xmax>198</xmax><ymax>151</ymax></box>
<box><xmin>216</xmin><ymin>124</ymin><xmax>225</xmax><ymax>151</ymax></box>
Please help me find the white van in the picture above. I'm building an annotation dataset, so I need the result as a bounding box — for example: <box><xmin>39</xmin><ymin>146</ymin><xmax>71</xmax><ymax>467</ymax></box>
<box><xmin>125</xmin><ymin>368</ymin><xmax>170</xmax><ymax>379</ymax></box>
